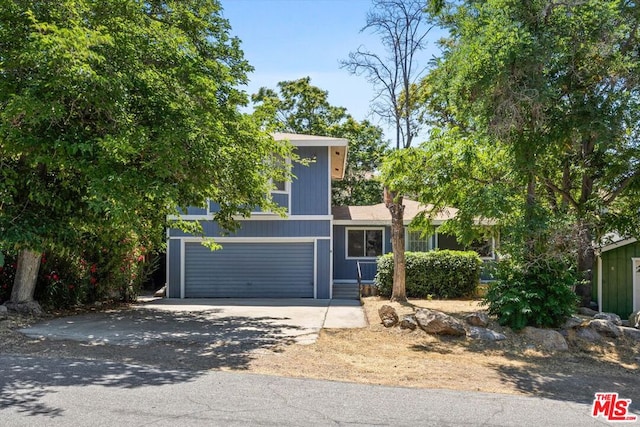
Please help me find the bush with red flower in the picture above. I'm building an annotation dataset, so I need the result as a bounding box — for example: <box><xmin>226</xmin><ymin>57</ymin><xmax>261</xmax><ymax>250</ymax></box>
<box><xmin>1</xmin><ymin>232</ymin><xmax>157</xmax><ymax>309</ymax></box>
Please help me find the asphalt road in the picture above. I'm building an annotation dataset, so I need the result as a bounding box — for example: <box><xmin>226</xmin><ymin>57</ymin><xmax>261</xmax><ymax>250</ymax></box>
<box><xmin>0</xmin><ymin>354</ymin><xmax>611</xmax><ymax>426</ymax></box>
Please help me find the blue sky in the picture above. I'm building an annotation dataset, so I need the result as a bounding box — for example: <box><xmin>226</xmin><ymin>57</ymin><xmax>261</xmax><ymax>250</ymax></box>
<box><xmin>220</xmin><ymin>0</ymin><xmax>441</xmax><ymax>142</ymax></box>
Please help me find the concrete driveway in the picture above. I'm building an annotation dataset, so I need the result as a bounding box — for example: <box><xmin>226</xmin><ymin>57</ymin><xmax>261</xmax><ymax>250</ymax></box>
<box><xmin>19</xmin><ymin>298</ymin><xmax>367</xmax><ymax>347</ymax></box>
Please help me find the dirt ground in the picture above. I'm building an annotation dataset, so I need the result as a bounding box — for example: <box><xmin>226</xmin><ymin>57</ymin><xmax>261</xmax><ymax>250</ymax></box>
<box><xmin>2</xmin><ymin>297</ymin><xmax>640</xmax><ymax>406</ymax></box>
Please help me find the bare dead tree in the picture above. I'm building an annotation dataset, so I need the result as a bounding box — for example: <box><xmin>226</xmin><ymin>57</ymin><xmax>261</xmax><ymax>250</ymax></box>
<box><xmin>342</xmin><ymin>0</ymin><xmax>432</xmax><ymax>150</ymax></box>
<box><xmin>342</xmin><ymin>0</ymin><xmax>433</xmax><ymax>302</ymax></box>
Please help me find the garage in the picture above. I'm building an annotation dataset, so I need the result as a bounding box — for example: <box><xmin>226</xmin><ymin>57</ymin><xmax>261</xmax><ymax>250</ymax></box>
<box><xmin>184</xmin><ymin>241</ymin><xmax>315</xmax><ymax>298</ymax></box>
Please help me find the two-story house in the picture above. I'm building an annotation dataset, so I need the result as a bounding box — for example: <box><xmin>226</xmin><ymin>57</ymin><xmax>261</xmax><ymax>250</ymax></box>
<box><xmin>166</xmin><ymin>133</ymin><xmax>348</xmax><ymax>299</ymax></box>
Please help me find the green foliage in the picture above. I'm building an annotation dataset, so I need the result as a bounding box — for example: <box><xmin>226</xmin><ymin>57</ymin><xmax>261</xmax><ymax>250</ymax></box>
<box><xmin>252</xmin><ymin>77</ymin><xmax>388</xmax><ymax>206</ymax></box>
<box><xmin>0</xmin><ymin>235</ymin><xmax>154</xmax><ymax>308</ymax></box>
<box><xmin>411</xmin><ymin>0</ymin><xmax>640</xmax><ymax>306</ymax></box>
<box><xmin>483</xmin><ymin>258</ymin><xmax>579</xmax><ymax>331</ymax></box>
<box><xmin>375</xmin><ymin>250</ymin><xmax>481</xmax><ymax>299</ymax></box>
<box><xmin>0</xmin><ymin>1</ymin><xmax>288</xmax><ymax>304</ymax></box>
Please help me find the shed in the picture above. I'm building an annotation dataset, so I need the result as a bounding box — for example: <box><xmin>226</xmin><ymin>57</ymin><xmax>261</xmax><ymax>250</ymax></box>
<box><xmin>595</xmin><ymin>238</ymin><xmax>640</xmax><ymax>318</ymax></box>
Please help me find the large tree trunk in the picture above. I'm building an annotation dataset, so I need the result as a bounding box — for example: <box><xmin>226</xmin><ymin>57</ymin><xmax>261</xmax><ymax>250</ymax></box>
<box><xmin>6</xmin><ymin>249</ymin><xmax>43</xmax><ymax>315</ymax></box>
<box><xmin>385</xmin><ymin>187</ymin><xmax>406</xmax><ymax>302</ymax></box>
<box><xmin>576</xmin><ymin>222</ymin><xmax>595</xmax><ymax>308</ymax></box>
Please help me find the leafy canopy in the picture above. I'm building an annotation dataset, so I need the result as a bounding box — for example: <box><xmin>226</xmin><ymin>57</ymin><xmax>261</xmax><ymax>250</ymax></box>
<box><xmin>0</xmin><ymin>0</ymin><xmax>290</xmax><ymax>255</ymax></box>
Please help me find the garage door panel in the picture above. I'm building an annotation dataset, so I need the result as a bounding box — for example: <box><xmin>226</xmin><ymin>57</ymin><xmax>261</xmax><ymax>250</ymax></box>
<box><xmin>184</xmin><ymin>242</ymin><xmax>314</xmax><ymax>298</ymax></box>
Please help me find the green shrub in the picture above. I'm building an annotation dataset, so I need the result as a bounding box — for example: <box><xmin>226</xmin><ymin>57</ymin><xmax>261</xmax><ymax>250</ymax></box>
<box><xmin>375</xmin><ymin>250</ymin><xmax>482</xmax><ymax>299</ymax></box>
<box><xmin>482</xmin><ymin>258</ymin><xmax>578</xmax><ymax>330</ymax></box>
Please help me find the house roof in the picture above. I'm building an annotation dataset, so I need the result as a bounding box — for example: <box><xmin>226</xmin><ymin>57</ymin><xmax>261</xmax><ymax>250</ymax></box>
<box><xmin>273</xmin><ymin>132</ymin><xmax>348</xmax><ymax>180</ymax></box>
<box><xmin>332</xmin><ymin>199</ymin><xmax>458</xmax><ymax>225</ymax></box>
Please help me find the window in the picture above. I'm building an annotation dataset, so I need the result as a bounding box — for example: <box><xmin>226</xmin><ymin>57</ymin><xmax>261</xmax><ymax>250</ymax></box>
<box><xmin>437</xmin><ymin>233</ymin><xmax>465</xmax><ymax>251</ymax></box>
<box><xmin>270</xmin><ymin>155</ymin><xmax>290</xmax><ymax>194</ymax></box>
<box><xmin>347</xmin><ymin>228</ymin><xmax>384</xmax><ymax>258</ymax></box>
<box><xmin>469</xmin><ymin>238</ymin><xmax>494</xmax><ymax>258</ymax></box>
<box><xmin>437</xmin><ymin>232</ymin><xmax>495</xmax><ymax>259</ymax></box>
<box><xmin>272</xmin><ymin>178</ymin><xmax>287</xmax><ymax>192</ymax></box>
<box><xmin>406</xmin><ymin>229</ymin><xmax>434</xmax><ymax>252</ymax></box>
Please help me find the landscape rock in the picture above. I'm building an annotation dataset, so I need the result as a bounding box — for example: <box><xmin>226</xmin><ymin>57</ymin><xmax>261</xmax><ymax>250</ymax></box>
<box><xmin>578</xmin><ymin>307</ymin><xmax>598</xmax><ymax>317</ymax></box>
<box><xmin>4</xmin><ymin>301</ymin><xmax>42</xmax><ymax>316</ymax></box>
<box><xmin>561</xmin><ymin>315</ymin><xmax>584</xmax><ymax>330</ymax></box>
<box><xmin>521</xmin><ymin>327</ymin><xmax>568</xmax><ymax>351</ymax></box>
<box><xmin>620</xmin><ymin>326</ymin><xmax>640</xmax><ymax>341</ymax></box>
<box><xmin>465</xmin><ymin>312</ymin><xmax>489</xmax><ymax>327</ymax></box>
<box><xmin>467</xmin><ymin>326</ymin><xmax>506</xmax><ymax>341</ymax></box>
<box><xmin>415</xmin><ymin>308</ymin><xmax>466</xmax><ymax>336</ymax></box>
<box><xmin>593</xmin><ymin>312</ymin><xmax>622</xmax><ymax>326</ymax></box>
<box><xmin>628</xmin><ymin>311</ymin><xmax>640</xmax><ymax>329</ymax></box>
<box><xmin>588</xmin><ymin>319</ymin><xmax>621</xmax><ymax>338</ymax></box>
<box><xmin>399</xmin><ymin>314</ymin><xmax>418</xmax><ymax>330</ymax></box>
<box><xmin>378</xmin><ymin>305</ymin><xmax>399</xmax><ymax>328</ymax></box>
<box><xmin>0</xmin><ymin>305</ymin><xmax>7</xmax><ymax>319</ymax></box>
<box><xmin>574</xmin><ymin>326</ymin><xmax>604</xmax><ymax>343</ymax></box>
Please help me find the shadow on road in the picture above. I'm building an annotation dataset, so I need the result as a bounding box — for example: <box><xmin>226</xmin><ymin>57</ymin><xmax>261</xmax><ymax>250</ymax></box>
<box><xmin>0</xmin><ymin>355</ymin><xmax>201</xmax><ymax>418</ymax></box>
<box><xmin>4</xmin><ymin>308</ymin><xmax>307</xmax><ymax>416</ymax></box>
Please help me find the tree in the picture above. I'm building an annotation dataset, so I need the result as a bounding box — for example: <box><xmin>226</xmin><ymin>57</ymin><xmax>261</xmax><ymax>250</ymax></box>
<box><xmin>0</xmin><ymin>0</ymin><xmax>289</xmax><ymax>311</ymax></box>
<box><xmin>252</xmin><ymin>77</ymin><xmax>388</xmax><ymax>206</ymax></box>
<box><xmin>420</xmin><ymin>0</ymin><xmax>640</xmax><ymax>306</ymax></box>
<box><xmin>342</xmin><ymin>0</ymin><xmax>433</xmax><ymax>301</ymax></box>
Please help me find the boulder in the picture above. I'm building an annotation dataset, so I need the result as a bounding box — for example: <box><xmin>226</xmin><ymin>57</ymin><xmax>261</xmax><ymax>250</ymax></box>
<box><xmin>578</xmin><ymin>307</ymin><xmax>599</xmax><ymax>317</ymax></box>
<box><xmin>561</xmin><ymin>315</ymin><xmax>584</xmax><ymax>330</ymax></box>
<box><xmin>575</xmin><ymin>326</ymin><xmax>604</xmax><ymax>343</ymax></box>
<box><xmin>415</xmin><ymin>308</ymin><xmax>466</xmax><ymax>336</ymax></box>
<box><xmin>4</xmin><ymin>301</ymin><xmax>42</xmax><ymax>316</ymax></box>
<box><xmin>620</xmin><ymin>326</ymin><xmax>640</xmax><ymax>341</ymax></box>
<box><xmin>467</xmin><ymin>326</ymin><xmax>506</xmax><ymax>341</ymax></box>
<box><xmin>521</xmin><ymin>327</ymin><xmax>568</xmax><ymax>351</ymax></box>
<box><xmin>588</xmin><ymin>319</ymin><xmax>621</xmax><ymax>338</ymax></box>
<box><xmin>628</xmin><ymin>311</ymin><xmax>640</xmax><ymax>329</ymax></box>
<box><xmin>593</xmin><ymin>312</ymin><xmax>622</xmax><ymax>326</ymax></box>
<box><xmin>378</xmin><ymin>305</ymin><xmax>399</xmax><ymax>328</ymax></box>
<box><xmin>399</xmin><ymin>314</ymin><xmax>418</xmax><ymax>330</ymax></box>
<box><xmin>0</xmin><ymin>305</ymin><xmax>7</xmax><ymax>319</ymax></box>
<box><xmin>465</xmin><ymin>312</ymin><xmax>489</xmax><ymax>327</ymax></box>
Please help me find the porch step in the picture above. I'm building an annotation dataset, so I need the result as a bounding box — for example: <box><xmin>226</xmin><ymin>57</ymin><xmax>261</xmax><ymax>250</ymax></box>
<box><xmin>332</xmin><ymin>283</ymin><xmax>360</xmax><ymax>300</ymax></box>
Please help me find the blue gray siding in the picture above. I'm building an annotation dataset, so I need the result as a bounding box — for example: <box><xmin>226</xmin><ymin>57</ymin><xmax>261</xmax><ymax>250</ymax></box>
<box><xmin>169</xmin><ymin>219</ymin><xmax>330</xmax><ymax>238</ymax></box>
<box><xmin>333</xmin><ymin>225</ymin><xmax>392</xmax><ymax>282</ymax></box>
<box><xmin>168</xmin><ymin>144</ymin><xmax>335</xmax><ymax>299</ymax></box>
<box><xmin>292</xmin><ymin>146</ymin><xmax>329</xmax><ymax>215</ymax></box>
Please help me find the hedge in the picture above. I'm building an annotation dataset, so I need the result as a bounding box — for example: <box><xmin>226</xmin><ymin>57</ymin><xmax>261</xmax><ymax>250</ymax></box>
<box><xmin>374</xmin><ymin>250</ymin><xmax>482</xmax><ymax>299</ymax></box>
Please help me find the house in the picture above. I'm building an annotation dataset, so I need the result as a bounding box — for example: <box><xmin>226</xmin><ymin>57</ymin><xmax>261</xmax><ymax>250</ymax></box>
<box><xmin>166</xmin><ymin>133</ymin><xmax>348</xmax><ymax>299</ymax></box>
<box><xmin>595</xmin><ymin>237</ymin><xmax>640</xmax><ymax>318</ymax></box>
<box><xmin>332</xmin><ymin>200</ymin><xmax>497</xmax><ymax>298</ymax></box>
<box><xmin>166</xmin><ymin>132</ymin><xmax>496</xmax><ymax>300</ymax></box>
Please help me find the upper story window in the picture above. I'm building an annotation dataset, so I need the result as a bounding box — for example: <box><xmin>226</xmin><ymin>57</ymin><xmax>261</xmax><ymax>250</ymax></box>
<box><xmin>347</xmin><ymin>228</ymin><xmax>384</xmax><ymax>258</ymax></box>
<box><xmin>270</xmin><ymin>155</ymin><xmax>290</xmax><ymax>194</ymax></box>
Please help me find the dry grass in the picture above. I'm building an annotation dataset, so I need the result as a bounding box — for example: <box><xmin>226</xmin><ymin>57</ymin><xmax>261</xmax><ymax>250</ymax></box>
<box><xmin>249</xmin><ymin>297</ymin><xmax>640</xmax><ymax>403</ymax></box>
